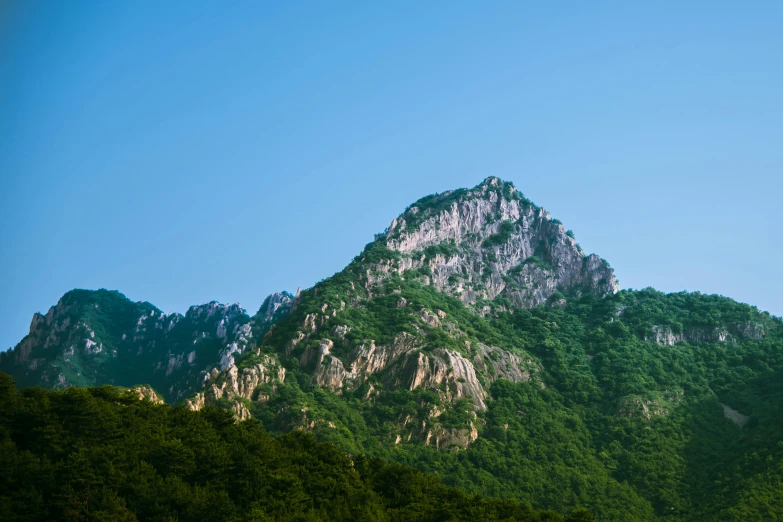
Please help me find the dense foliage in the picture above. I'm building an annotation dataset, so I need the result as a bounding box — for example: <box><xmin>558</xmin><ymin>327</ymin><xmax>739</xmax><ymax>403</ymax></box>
<box><xmin>243</xmin><ymin>255</ymin><xmax>783</xmax><ymax>521</ymax></box>
<box><xmin>0</xmin><ymin>374</ymin><xmax>592</xmax><ymax>521</ymax></box>
<box><xmin>5</xmin><ymin>241</ymin><xmax>782</xmax><ymax>520</ymax></box>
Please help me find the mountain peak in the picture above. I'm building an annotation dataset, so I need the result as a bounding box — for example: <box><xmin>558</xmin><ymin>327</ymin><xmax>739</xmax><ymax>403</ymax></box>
<box><xmin>475</xmin><ymin>175</ymin><xmax>515</xmax><ymax>192</ymax></box>
<box><xmin>381</xmin><ymin>179</ymin><xmax>616</xmax><ymax>308</ymax></box>
<box><xmin>254</xmin><ymin>291</ymin><xmax>294</xmax><ymax>333</ymax></box>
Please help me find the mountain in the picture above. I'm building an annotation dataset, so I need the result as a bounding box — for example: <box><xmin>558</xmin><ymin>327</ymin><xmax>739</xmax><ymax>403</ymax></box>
<box><xmin>383</xmin><ymin>176</ymin><xmax>617</xmax><ymax>308</ymax></box>
<box><xmin>3</xmin><ymin>177</ymin><xmax>782</xmax><ymax>520</ymax></box>
<box><xmin>186</xmin><ymin>177</ymin><xmax>620</xmax><ymax>426</ymax></box>
<box><xmin>0</xmin><ymin>289</ymin><xmax>293</xmax><ymax>403</ymax></box>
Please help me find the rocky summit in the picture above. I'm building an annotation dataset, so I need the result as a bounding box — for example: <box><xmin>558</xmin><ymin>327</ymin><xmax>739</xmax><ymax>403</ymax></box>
<box><xmin>2</xmin><ymin>177</ymin><xmax>782</xmax><ymax>521</ymax></box>
<box><xmin>384</xmin><ymin>177</ymin><xmax>618</xmax><ymax>308</ymax></box>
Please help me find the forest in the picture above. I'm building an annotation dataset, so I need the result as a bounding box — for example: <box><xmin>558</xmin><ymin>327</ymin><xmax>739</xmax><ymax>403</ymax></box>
<box><xmin>0</xmin><ymin>373</ymin><xmax>593</xmax><ymax>521</ymax></box>
<box><xmin>246</xmin><ymin>267</ymin><xmax>783</xmax><ymax>521</ymax></box>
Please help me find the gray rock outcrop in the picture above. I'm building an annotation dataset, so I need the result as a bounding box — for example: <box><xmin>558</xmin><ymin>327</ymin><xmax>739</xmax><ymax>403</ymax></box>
<box><xmin>381</xmin><ymin>177</ymin><xmax>618</xmax><ymax>308</ymax></box>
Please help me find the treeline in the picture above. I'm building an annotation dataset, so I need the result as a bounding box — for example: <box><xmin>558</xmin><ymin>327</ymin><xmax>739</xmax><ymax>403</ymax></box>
<box><xmin>0</xmin><ymin>373</ymin><xmax>593</xmax><ymax>522</ymax></box>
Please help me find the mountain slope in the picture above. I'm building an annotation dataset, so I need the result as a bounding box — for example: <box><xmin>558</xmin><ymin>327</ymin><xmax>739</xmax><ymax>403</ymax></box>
<box><xmin>201</xmin><ymin>284</ymin><xmax>782</xmax><ymax>520</ymax></box>
<box><xmin>3</xmin><ymin>177</ymin><xmax>783</xmax><ymax>520</ymax></box>
<box><xmin>189</xmin><ymin>177</ymin><xmax>619</xmax><ymax>436</ymax></box>
<box><xmin>0</xmin><ymin>289</ymin><xmax>293</xmax><ymax>403</ymax></box>
<box><xmin>183</xmin><ymin>178</ymin><xmax>783</xmax><ymax>520</ymax></box>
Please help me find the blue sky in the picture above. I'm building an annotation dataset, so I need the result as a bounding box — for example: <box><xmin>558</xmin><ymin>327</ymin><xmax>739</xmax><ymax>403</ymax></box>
<box><xmin>1</xmin><ymin>1</ymin><xmax>781</xmax><ymax>350</ymax></box>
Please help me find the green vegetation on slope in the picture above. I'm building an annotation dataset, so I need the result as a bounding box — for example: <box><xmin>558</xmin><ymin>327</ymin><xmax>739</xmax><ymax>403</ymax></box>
<box><xmin>0</xmin><ymin>289</ymin><xmax>160</xmax><ymax>390</ymax></box>
<box><xmin>234</xmin><ymin>263</ymin><xmax>783</xmax><ymax>520</ymax></box>
<box><xmin>4</xmin><ymin>175</ymin><xmax>783</xmax><ymax>521</ymax></box>
<box><xmin>0</xmin><ymin>289</ymin><xmax>254</xmax><ymax>403</ymax></box>
<box><xmin>0</xmin><ymin>374</ymin><xmax>592</xmax><ymax>522</ymax></box>
<box><xmin>18</xmin><ymin>248</ymin><xmax>778</xmax><ymax>521</ymax></box>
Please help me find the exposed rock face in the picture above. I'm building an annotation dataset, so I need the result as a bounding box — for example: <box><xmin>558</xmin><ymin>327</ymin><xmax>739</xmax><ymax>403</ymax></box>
<box><xmin>349</xmin><ymin>334</ymin><xmax>419</xmax><ymax>383</ymax></box>
<box><xmin>185</xmin><ymin>353</ymin><xmax>286</xmax><ymax>418</ymax></box>
<box><xmin>301</xmin><ymin>339</ymin><xmax>347</xmax><ymax>390</ymax></box>
<box><xmin>394</xmin><ymin>404</ymin><xmax>481</xmax><ymax>451</ymax></box>
<box><xmin>297</xmin><ymin>333</ymin><xmax>420</xmax><ymax>393</ymax></box>
<box><xmin>330</xmin><ymin>325</ymin><xmax>351</xmax><ymax>339</ymax></box>
<box><xmin>616</xmin><ymin>390</ymin><xmax>684</xmax><ymax>420</ymax></box>
<box><xmin>721</xmin><ymin>403</ymin><xmax>749</xmax><ymax>427</ymax></box>
<box><xmin>650</xmin><ymin>325</ymin><xmax>682</xmax><ymax>346</ymax></box>
<box><xmin>472</xmin><ymin>343</ymin><xmax>534</xmax><ymax>383</ymax></box>
<box><xmin>734</xmin><ymin>321</ymin><xmax>766</xmax><ymax>340</ymax></box>
<box><xmin>649</xmin><ymin>321</ymin><xmax>767</xmax><ymax>346</ymax></box>
<box><xmin>209</xmin><ymin>361</ymin><xmax>273</xmax><ymax>402</ymax></box>
<box><xmin>426</xmin><ymin>423</ymin><xmax>479</xmax><ymax>450</ymax></box>
<box><xmin>153</xmin><ymin>301</ymin><xmax>255</xmax><ymax>400</ymax></box>
<box><xmin>382</xmin><ymin>177</ymin><xmax>618</xmax><ymax>308</ymax></box>
<box><xmin>15</xmin><ymin>302</ymin><xmax>74</xmax><ymax>365</ymax></box>
<box><xmin>405</xmin><ymin>349</ymin><xmax>488</xmax><ymax>410</ymax></box>
<box><xmin>287</xmin><ymin>319</ymin><xmax>537</xmax><ymax>418</ymax></box>
<box><xmin>255</xmin><ymin>291</ymin><xmax>294</xmax><ymax>332</ymax></box>
<box><xmin>232</xmin><ymin>401</ymin><xmax>253</xmax><ymax>421</ymax></box>
<box><xmin>616</xmin><ymin>396</ymin><xmax>669</xmax><ymax>420</ymax></box>
<box><xmin>129</xmin><ymin>385</ymin><xmax>164</xmax><ymax>404</ymax></box>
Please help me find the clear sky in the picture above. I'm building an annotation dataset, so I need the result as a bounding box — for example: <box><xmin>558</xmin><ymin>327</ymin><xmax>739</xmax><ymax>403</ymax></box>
<box><xmin>1</xmin><ymin>1</ymin><xmax>781</xmax><ymax>350</ymax></box>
